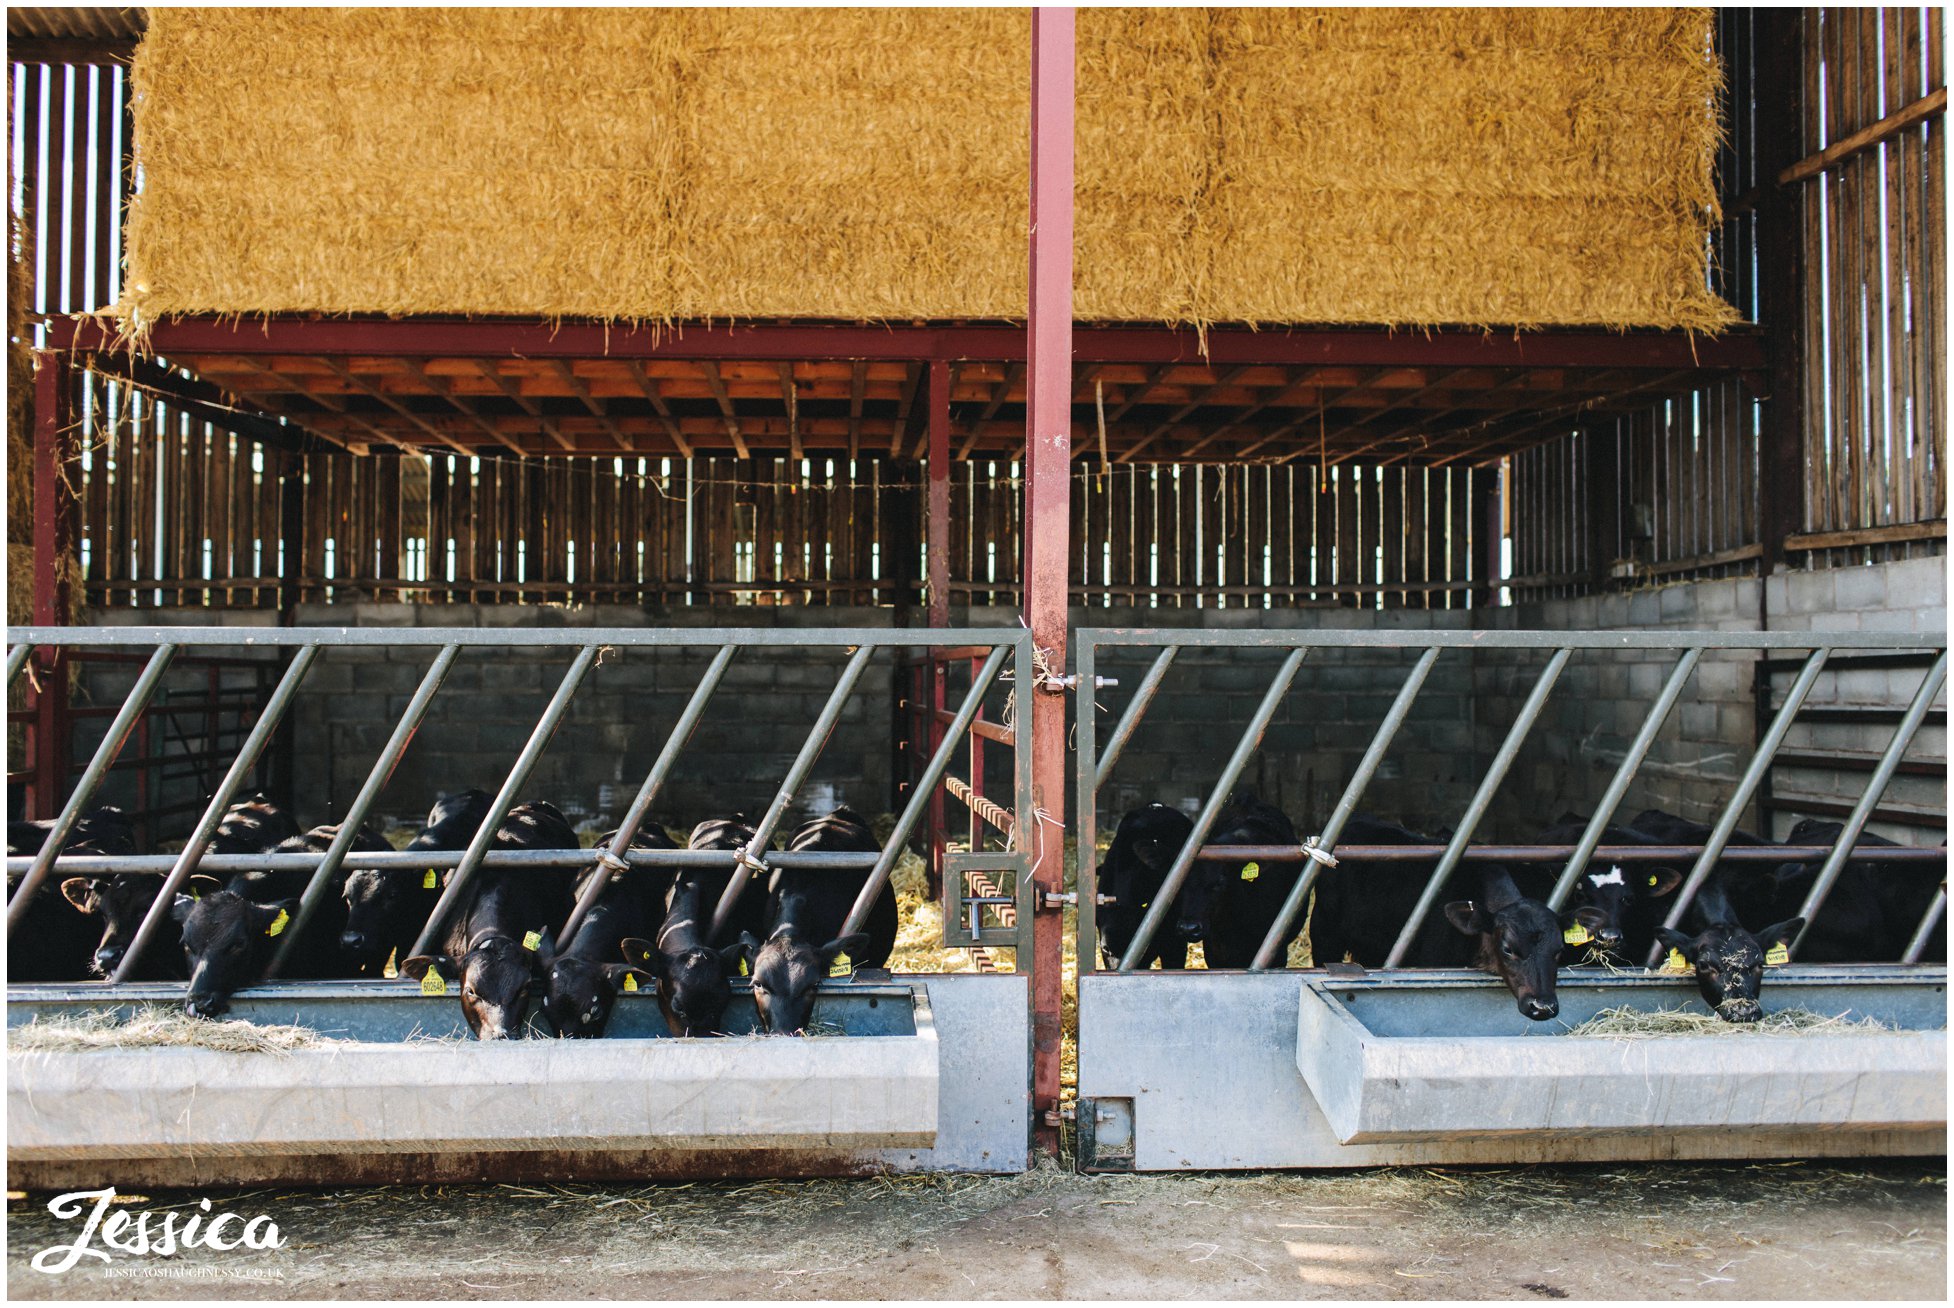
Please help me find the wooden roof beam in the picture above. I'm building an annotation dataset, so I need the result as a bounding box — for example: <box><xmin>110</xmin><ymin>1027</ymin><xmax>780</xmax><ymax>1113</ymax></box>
<box><xmin>620</xmin><ymin>360</ymin><xmax>693</xmax><ymax>459</ymax></box>
<box><xmin>1117</xmin><ymin>365</ymin><xmax>1254</xmax><ymax>463</ymax></box>
<box><xmin>847</xmin><ymin>359</ymin><xmax>866</xmax><ymax>460</ymax></box>
<box><xmin>548</xmin><ymin>359</ymin><xmax>631</xmax><ymax>452</ymax></box>
<box><xmin>468</xmin><ymin>361</ymin><xmax>564</xmax><ymax>452</ymax></box>
<box><xmin>313</xmin><ymin>359</ymin><xmax>459</xmax><ymax>455</ymax></box>
<box><xmin>397</xmin><ymin>359</ymin><xmax>520</xmax><ymax>456</ymax></box>
<box><xmin>224</xmin><ymin>358</ymin><xmax>400</xmax><ymax>455</ymax></box>
<box><xmin>891</xmin><ymin>362</ymin><xmax>923</xmax><ymax>457</ymax></box>
<box><xmin>699</xmin><ymin>361</ymin><xmax>749</xmax><ymax>459</ymax></box>
<box><xmin>1433</xmin><ymin>370</ymin><xmax>1697</xmax><ymax>467</ymax></box>
<box><xmin>777</xmin><ymin>362</ymin><xmax>803</xmax><ymax>462</ymax></box>
<box><xmin>962</xmin><ymin>360</ymin><xmax>1022</xmax><ymax>459</ymax></box>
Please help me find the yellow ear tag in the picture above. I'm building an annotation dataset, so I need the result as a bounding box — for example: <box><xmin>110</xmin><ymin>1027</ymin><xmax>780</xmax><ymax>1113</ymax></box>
<box><xmin>738</xmin><ymin>956</ymin><xmax>750</xmax><ymax>977</ymax></box>
<box><xmin>830</xmin><ymin>951</ymin><xmax>852</xmax><ymax>978</ymax></box>
<box><xmin>522</xmin><ymin>930</ymin><xmax>542</xmax><ymax>952</ymax></box>
<box><xmin>383</xmin><ymin>947</ymin><xmax>399</xmax><ymax>980</ymax></box>
<box><xmin>265</xmin><ymin>908</ymin><xmax>290</xmax><ymax>938</ymax></box>
<box><xmin>420</xmin><ymin>965</ymin><xmax>446</xmax><ymax>996</ymax></box>
<box><xmin>1764</xmin><ymin>942</ymin><xmax>1790</xmax><ymax>966</ymax></box>
<box><xmin>621</xmin><ymin>972</ymin><xmax>639</xmax><ymax>993</ymax></box>
<box><xmin>423</xmin><ymin>869</ymin><xmax>438</xmax><ymax>890</ymax></box>
<box><xmin>1659</xmin><ymin>947</ymin><xmax>1691</xmax><ymax>975</ymax></box>
<box><xmin>1562</xmin><ymin>922</ymin><xmax>1591</xmax><ymax>947</ymax></box>
<box><xmin>1647</xmin><ymin>875</ymin><xmax>1660</xmax><ymax>888</ymax></box>
<box><xmin>1240</xmin><ymin>862</ymin><xmax>1261</xmax><ymax>883</ymax></box>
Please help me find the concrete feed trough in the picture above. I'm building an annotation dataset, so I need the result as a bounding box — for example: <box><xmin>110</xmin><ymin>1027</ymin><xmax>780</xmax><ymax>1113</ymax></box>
<box><xmin>8</xmin><ymin>981</ymin><xmax>940</xmax><ymax>1168</ymax></box>
<box><xmin>1296</xmin><ymin>969</ymin><xmax>1948</xmax><ymax>1145</ymax></box>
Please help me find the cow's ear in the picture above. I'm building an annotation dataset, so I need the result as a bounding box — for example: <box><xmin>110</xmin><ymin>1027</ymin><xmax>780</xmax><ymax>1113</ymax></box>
<box><xmin>1570</xmin><ymin>905</ymin><xmax>1611</xmax><ymax>932</ymax></box>
<box><xmin>619</xmin><ymin>937</ymin><xmax>669</xmax><ymax>978</ymax></box>
<box><xmin>601</xmin><ymin>963</ymin><xmax>656</xmax><ymax>994</ymax></box>
<box><xmin>171</xmin><ymin>893</ymin><xmax>197</xmax><ymax>924</ymax></box>
<box><xmin>253</xmin><ymin>899</ymin><xmax>297</xmax><ymax>937</ymax></box>
<box><xmin>819</xmin><ymin>932</ymin><xmax>871</xmax><ymax>969</ymax></box>
<box><xmin>1443</xmin><ymin>900</ymin><xmax>1488</xmax><ymax>936</ymax></box>
<box><xmin>1645</xmin><ymin>867</ymin><xmax>1684</xmax><ymax>897</ymax></box>
<box><xmin>531</xmin><ymin>930</ymin><xmax>557</xmax><ymax>966</ymax></box>
<box><xmin>1653</xmin><ymin>926</ymin><xmax>1697</xmax><ymax>961</ymax></box>
<box><xmin>1757</xmin><ymin>919</ymin><xmax>1805</xmax><ymax>953</ymax></box>
<box><xmin>720</xmin><ymin>934</ymin><xmax>758</xmax><ymax>975</ymax></box>
<box><xmin>398</xmin><ymin>954</ymin><xmax>455</xmax><ymax>983</ymax></box>
<box><xmin>59</xmin><ymin>877</ymin><xmax>96</xmax><ymax>911</ymax></box>
<box><xmin>187</xmin><ymin>874</ymin><xmax>222</xmax><ymax>898</ymax></box>
<box><xmin>1133</xmin><ymin>837</ymin><xmax>1175</xmax><ymax>872</ymax></box>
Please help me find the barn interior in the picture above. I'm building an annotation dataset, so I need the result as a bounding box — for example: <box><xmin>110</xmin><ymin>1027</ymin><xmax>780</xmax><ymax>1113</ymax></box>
<box><xmin>5</xmin><ymin>7</ymin><xmax>1946</xmax><ymax>1173</ymax></box>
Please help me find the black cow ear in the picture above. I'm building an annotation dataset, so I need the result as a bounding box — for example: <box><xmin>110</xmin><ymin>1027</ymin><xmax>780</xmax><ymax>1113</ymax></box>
<box><xmin>721</xmin><ymin>934</ymin><xmax>758</xmax><ymax>974</ymax></box>
<box><xmin>1758</xmin><ymin>919</ymin><xmax>1805</xmax><ymax>952</ymax></box>
<box><xmin>1653</xmin><ymin>926</ymin><xmax>1697</xmax><ymax>961</ymax></box>
<box><xmin>188</xmin><ymin>874</ymin><xmax>222</xmax><ymax>898</ymax></box>
<box><xmin>1570</xmin><ymin>905</ymin><xmax>1611</xmax><ymax>932</ymax></box>
<box><xmin>59</xmin><ymin>877</ymin><xmax>95</xmax><ymax>911</ymax></box>
<box><xmin>820</xmin><ymin>932</ymin><xmax>871</xmax><ymax>969</ymax></box>
<box><xmin>171</xmin><ymin>893</ymin><xmax>197</xmax><ymax>924</ymax></box>
<box><xmin>601</xmin><ymin>963</ymin><xmax>656</xmax><ymax>993</ymax></box>
<box><xmin>1645</xmin><ymin>868</ymin><xmax>1684</xmax><ymax>897</ymax></box>
<box><xmin>1442</xmin><ymin>900</ymin><xmax>1487</xmax><ymax>936</ymax></box>
<box><xmin>619</xmin><ymin>937</ymin><xmax>669</xmax><ymax>978</ymax></box>
<box><xmin>398</xmin><ymin>954</ymin><xmax>456</xmax><ymax>983</ymax></box>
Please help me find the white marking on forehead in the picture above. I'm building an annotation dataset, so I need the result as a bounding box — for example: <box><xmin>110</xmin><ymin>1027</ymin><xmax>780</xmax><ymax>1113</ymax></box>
<box><xmin>1588</xmin><ymin>866</ymin><xmax>1625</xmax><ymax>887</ymax></box>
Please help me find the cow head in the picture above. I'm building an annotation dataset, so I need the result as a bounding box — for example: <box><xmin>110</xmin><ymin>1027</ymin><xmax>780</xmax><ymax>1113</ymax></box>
<box><xmin>1569</xmin><ymin>862</ymin><xmax>1683</xmax><ymax>956</ymax></box>
<box><xmin>340</xmin><ymin>866</ymin><xmax>435</xmax><ymax>972</ymax></box>
<box><xmin>1445</xmin><ymin>871</ymin><xmax>1590</xmax><ymax>1021</ymax></box>
<box><xmin>1654</xmin><ymin>916</ymin><xmax>1803</xmax><ymax>1023</ymax></box>
<box><xmin>401</xmin><ymin>930</ymin><xmax>543</xmax><ymax>1040</ymax></box>
<box><xmin>63</xmin><ymin>874</ymin><xmax>165</xmax><ymax>976</ymax></box>
<box><xmin>621</xmin><ymin>934</ymin><xmax>756</xmax><ymax>1038</ymax></box>
<box><xmin>749</xmin><ymin>926</ymin><xmax>869</xmax><ymax>1035</ymax></box>
<box><xmin>174</xmin><ymin>883</ymin><xmax>293</xmax><ymax>1019</ymax></box>
<box><xmin>536</xmin><ymin>935</ymin><xmax>654</xmax><ymax>1039</ymax></box>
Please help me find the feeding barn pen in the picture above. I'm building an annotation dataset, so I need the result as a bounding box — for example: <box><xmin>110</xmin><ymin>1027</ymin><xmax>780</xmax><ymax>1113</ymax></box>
<box><xmin>5</xmin><ymin>6</ymin><xmax>1948</xmax><ymax>1184</ymax></box>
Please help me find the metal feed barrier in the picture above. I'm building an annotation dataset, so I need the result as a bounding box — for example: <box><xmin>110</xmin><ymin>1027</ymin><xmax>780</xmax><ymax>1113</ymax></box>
<box><xmin>1074</xmin><ymin>628</ymin><xmax>1948</xmax><ymax>1171</ymax></box>
<box><xmin>5</xmin><ymin>625</ymin><xmax>1038</xmax><ymax>1184</ymax></box>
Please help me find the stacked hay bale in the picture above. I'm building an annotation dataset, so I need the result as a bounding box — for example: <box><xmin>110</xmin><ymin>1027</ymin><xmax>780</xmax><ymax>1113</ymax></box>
<box><xmin>119</xmin><ymin>7</ymin><xmax>1735</xmax><ymax>332</ymax></box>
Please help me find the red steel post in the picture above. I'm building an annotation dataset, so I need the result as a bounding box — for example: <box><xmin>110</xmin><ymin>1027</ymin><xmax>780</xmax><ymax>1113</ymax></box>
<box><xmin>30</xmin><ymin>352</ymin><xmax>75</xmax><ymax>817</ymax></box>
<box><xmin>1023</xmin><ymin>6</ymin><xmax>1075</xmax><ymax>1148</ymax></box>
<box><xmin>926</xmin><ymin>360</ymin><xmax>950</xmax><ymax>894</ymax></box>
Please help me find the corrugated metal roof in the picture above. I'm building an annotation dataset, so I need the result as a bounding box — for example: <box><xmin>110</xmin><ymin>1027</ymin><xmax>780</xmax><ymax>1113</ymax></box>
<box><xmin>8</xmin><ymin>8</ymin><xmax>146</xmax><ymax>44</ymax></box>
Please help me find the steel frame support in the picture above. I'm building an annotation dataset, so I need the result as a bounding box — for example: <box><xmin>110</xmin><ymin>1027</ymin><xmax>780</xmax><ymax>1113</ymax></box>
<box><xmin>1023</xmin><ymin>5</ymin><xmax>1075</xmax><ymax>1144</ymax></box>
<box><xmin>29</xmin><ymin>352</ymin><xmax>76</xmax><ymax>819</ymax></box>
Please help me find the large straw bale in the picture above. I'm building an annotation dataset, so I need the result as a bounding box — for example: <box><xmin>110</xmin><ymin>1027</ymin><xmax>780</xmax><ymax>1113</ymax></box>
<box><xmin>120</xmin><ymin>8</ymin><xmax>1735</xmax><ymax>332</ymax></box>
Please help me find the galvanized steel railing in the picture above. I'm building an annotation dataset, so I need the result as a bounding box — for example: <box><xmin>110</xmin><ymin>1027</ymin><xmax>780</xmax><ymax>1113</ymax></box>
<box><xmin>1075</xmin><ymin>629</ymin><xmax>1948</xmax><ymax>975</ymax></box>
<box><xmin>6</xmin><ymin>626</ymin><xmax>1036</xmax><ymax>985</ymax></box>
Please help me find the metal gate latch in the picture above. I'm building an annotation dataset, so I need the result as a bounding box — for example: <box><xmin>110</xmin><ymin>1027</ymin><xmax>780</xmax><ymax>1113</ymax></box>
<box><xmin>1301</xmin><ymin>836</ymin><xmax>1340</xmax><ymax>868</ymax></box>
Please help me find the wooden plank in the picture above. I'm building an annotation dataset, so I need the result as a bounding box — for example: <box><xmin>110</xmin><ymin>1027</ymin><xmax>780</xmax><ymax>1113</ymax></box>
<box><xmin>1800</xmin><ymin>13</ymin><xmax>1827</xmax><ymax>536</ymax></box>
<box><xmin>1859</xmin><ymin>8</ymin><xmax>1891</xmax><ymax>530</ymax></box>
<box><xmin>378</xmin><ymin>453</ymin><xmax>402</xmax><ymax>600</ymax></box>
<box><xmin>1404</xmin><ymin>464</ymin><xmax>1428</xmax><ymax>610</ymax></box>
<box><xmin>81</xmin><ymin>376</ymin><xmax>108</xmax><ymax>584</ymax></box>
<box><xmin>1926</xmin><ymin>5</ymin><xmax>1947</xmax><ymax>524</ymax></box>
<box><xmin>1379</xmin><ymin>463</ymin><xmax>1403</xmax><ymax>606</ymax></box>
<box><xmin>1778</xmin><ymin>85</ymin><xmax>1947</xmax><ymax>184</ymax></box>
<box><xmin>125</xmin><ymin>393</ymin><xmax>148</xmax><ymax>599</ymax></box>
<box><xmin>1447</xmin><ymin>468</ymin><xmax>1472</xmax><ymax>609</ymax></box>
<box><xmin>1337</xmin><ymin>463</ymin><xmax>1361</xmax><ymax>606</ymax></box>
<box><xmin>1178</xmin><ymin>464</ymin><xmax>1199</xmax><ymax>606</ymax></box>
<box><xmin>1785</xmin><ymin>519</ymin><xmax>1947</xmax><ymax>552</ymax></box>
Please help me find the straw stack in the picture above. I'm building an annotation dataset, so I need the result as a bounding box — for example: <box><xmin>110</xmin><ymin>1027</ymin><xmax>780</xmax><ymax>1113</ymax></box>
<box><xmin>120</xmin><ymin>8</ymin><xmax>1735</xmax><ymax>332</ymax></box>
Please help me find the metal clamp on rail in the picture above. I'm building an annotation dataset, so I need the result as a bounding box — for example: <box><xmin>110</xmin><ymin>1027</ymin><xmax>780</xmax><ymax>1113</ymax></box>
<box><xmin>593</xmin><ymin>849</ymin><xmax>633</xmax><ymax>879</ymax></box>
<box><xmin>1300</xmin><ymin>836</ymin><xmax>1340</xmax><ymax>869</ymax></box>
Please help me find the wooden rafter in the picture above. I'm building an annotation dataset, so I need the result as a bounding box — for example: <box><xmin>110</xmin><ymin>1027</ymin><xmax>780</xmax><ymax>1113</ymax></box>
<box><xmin>847</xmin><ymin>359</ymin><xmax>866</xmax><ymax>460</ymax></box>
<box><xmin>469</xmin><ymin>361</ymin><xmax>565</xmax><ymax>452</ymax></box>
<box><xmin>226</xmin><ymin>359</ymin><xmax>396</xmax><ymax>454</ymax></box>
<box><xmin>313</xmin><ymin>359</ymin><xmax>458</xmax><ymax>455</ymax></box>
<box><xmin>621</xmin><ymin>360</ymin><xmax>692</xmax><ymax>459</ymax></box>
<box><xmin>397</xmin><ymin>359</ymin><xmax>520</xmax><ymax>456</ymax></box>
<box><xmin>699</xmin><ymin>361</ymin><xmax>749</xmax><ymax>459</ymax></box>
<box><xmin>548</xmin><ymin>359</ymin><xmax>631</xmax><ymax>452</ymax></box>
<box><xmin>892</xmin><ymin>361</ymin><xmax>923</xmax><ymax>458</ymax></box>
<box><xmin>1119</xmin><ymin>365</ymin><xmax>1254</xmax><ymax>463</ymax></box>
<box><xmin>1433</xmin><ymin>369</ymin><xmax>1697</xmax><ymax>466</ymax></box>
<box><xmin>777</xmin><ymin>361</ymin><xmax>803</xmax><ymax>461</ymax></box>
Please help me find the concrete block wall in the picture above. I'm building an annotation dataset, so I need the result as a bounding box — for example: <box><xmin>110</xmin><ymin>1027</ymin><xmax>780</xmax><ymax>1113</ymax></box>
<box><xmin>1478</xmin><ymin>557</ymin><xmax>1946</xmax><ymax>844</ymax></box>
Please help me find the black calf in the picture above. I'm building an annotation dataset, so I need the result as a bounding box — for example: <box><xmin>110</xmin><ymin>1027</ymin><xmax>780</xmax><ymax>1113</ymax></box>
<box><xmin>9</xmin><ymin>807</ymin><xmax>138</xmax><ymax>982</ymax></box>
<box><xmin>748</xmin><ymin>807</ymin><xmax>888</xmax><ymax>1035</ymax></box>
<box><xmin>1171</xmin><ymin>795</ymin><xmax>1301</xmax><ymax>969</ymax></box>
<box><xmin>538</xmin><ymin>823</ymin><xmax>674</xmax><ymax>1038</ymax></box>
<box><xmin>1769</xmin><ymin>819</ymin><xmax>1945</xmax><ymax>963</ymax></box>
<box><xmin>341</xmin><ymin>788</ymin><xmax>493</xmax><ymax>975</ymax></box>
<box><xmin>1443</xmin><ymin>866</ymin><xmax>1578</xmax><ymax>1022</ymax></box>
<box><xmin>1096</xmin><ymin>803</ymin><xmax>1194</xmax><ymax>970</ymax></box>
<box><xmin>399</xmin><ymin>801</ymin><xmax>579</xmax><ymax>1040</ymax></box>
<box><xmin>618</xmin><ymin>817</ymin><xmax>767</xmax><ymax>1038</ymax></box>
<box><xmin>1653</xmin><ymin>880</ymin><xmax>1803</xmax><ymax>1023</ymax></box>
<box><xmin>1521</xmin><ymin>820</ymin><xmax>1683</xmax><ymax>963</ymax></box>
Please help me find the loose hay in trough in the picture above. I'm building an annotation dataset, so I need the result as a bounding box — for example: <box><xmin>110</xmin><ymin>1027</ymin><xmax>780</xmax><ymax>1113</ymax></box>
<box><xmin>1565</xmin><ymin>1005</ymin><xmax>1905</xmax><ymax>1041</ymax></box>
<box><xmin>7</xmin><ymin>1006</ymin><xmax>335</xmax><ymax>1055</ymax></box>
<box><xmin>121</xmin><ymin>8</ymin><xmax>1735</xmax><ymax>333</ymax></box>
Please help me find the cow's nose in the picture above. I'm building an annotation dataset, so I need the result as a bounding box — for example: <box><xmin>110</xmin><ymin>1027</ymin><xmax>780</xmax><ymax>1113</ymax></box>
<box><xmin>339</xmin><ymin>930</ymin><xmax>367</xmax><ymax>952</ymax></box>
<box><xmin>1596</xmin><ymin>929</ymin><xmax>1623</xmax><ymax>947</ymax></box>
<box><xmin>1717</xmin><ymin>999</ymin><xmax>1762</xmax><ymax>1024</ymax></box>
<box><xmin>1175</xmin><ymin>919</ymin><xmax>1203</xmax><ymax>941</ymax></box>
<box><xmin>94</xmin><ymin>947</ymin><xmax>123</xmax><ymax>971</ymax></box>
<box><xmin>1521</xmin><ymin>998</ymin><xmax>1558</xmax><ymax>1021</ymax></box>
<box><xmin>184</xmin><ymin>995</ymin><xmax>224</xmax><ymax>1020</ymax></box>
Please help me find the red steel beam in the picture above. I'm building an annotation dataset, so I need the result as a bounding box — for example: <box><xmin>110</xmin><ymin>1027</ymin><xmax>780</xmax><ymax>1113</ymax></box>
<box><xmin>30</xmin><ymin>353</ymin><xmax>76</xmax><ymax>818</ymax></box>
<box><xmin>51</xmin><ymin>316</ymin><xmax>1767</xmax><ymax>372</ymax></box>
<box><xmin>927</xmin><ymin>359</ymin><xmax>951</xmax><ymax>629</ymax></box>
<box><xmin>1023</xmin><ymin>7</ymin><xmax>1074</xmax><ymax>1152</ymax></box>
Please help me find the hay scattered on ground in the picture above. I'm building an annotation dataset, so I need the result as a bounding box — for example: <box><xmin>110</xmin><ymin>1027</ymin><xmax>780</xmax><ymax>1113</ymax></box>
<box><xmin>8</xmin><ymin>1006</ymin><xmax>336</xmax><ymax>1055</ymax></box>
<box><xmin>122</xmin><ymin>8</ymin><xmax>1732</xmax><ymax>332</ymax></box>
<box><xmin>1565</xmin><ymin>1005</ymin><xmax>1904</xmax><ymax>1040</ymax></box>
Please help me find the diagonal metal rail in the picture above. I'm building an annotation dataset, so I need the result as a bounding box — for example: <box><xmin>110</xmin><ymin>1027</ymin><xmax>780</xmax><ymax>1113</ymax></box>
<box><xmin>1788</xmin><ymin>650</ymin><xmax>1947</xmax><ymax>958</ymax></box>
<box><xmin>1647</xmin><ymin>647</ymin><xmax>1833</xmax><ymax>964</ymax></box>
<box><xmin>112</xmin><ymin>645</ymin><xmax>322</xmax><ymax>982</ymax></box>
<box><xmin>1545</xmin><ymin>647</ymin><xmax>1702</xmax><ymax>910</ymax></box>
<box><xmin>8</xmin><ymin>643</ymin><xmax>179</xmax><ymax>931</ymax></box>
<box><xmin>1384</xmin><ymin>647</ymin><xmax>1571</xmax><ymax>967</ymax></box>
<box><xmin>1902</xmin><ymin>891</ymin><xmax>1947</xmax><ymax>965</ymax></box>
<box><xmin>410</xmin><ymin>645</ymin><xmax>599</xmax><ymax>958</ymax></box>
<box><xmin>709</xmin><ymin>644</ymin><xmax>876</xmax><ymax>940</ymax></box>
<box><xmin>269</xmin><ymin>644</ymin><xmax>462</xmax><ymax>976</ymax></box>
<box><xmin>6</xmin><ymin>642</ymin><xmax>31</xmax><ymax>688</ymax></box>
<box><xmin>1093</xmin><ymin>645</ymin><xmax>1178</xmax><ymax>790</ymax></box>
<box><xmin>842</xmin><ymin>643</ymin><xmax>1012</xmax><ymax>939</ymax></box>
<box><xmin>1251</xmin><ymin>646</ymin><xmax>1441</xmax><ymax>969</ymax></box>
<box><xmin>557</xmin><ymin>644</ymin><xmax>737</xmax><ymax>950</ymax></box>
<box><xmin>1119</xmin><ymin>647</ymin><xmax>1307</xmax><ymax>972</ymax></box>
